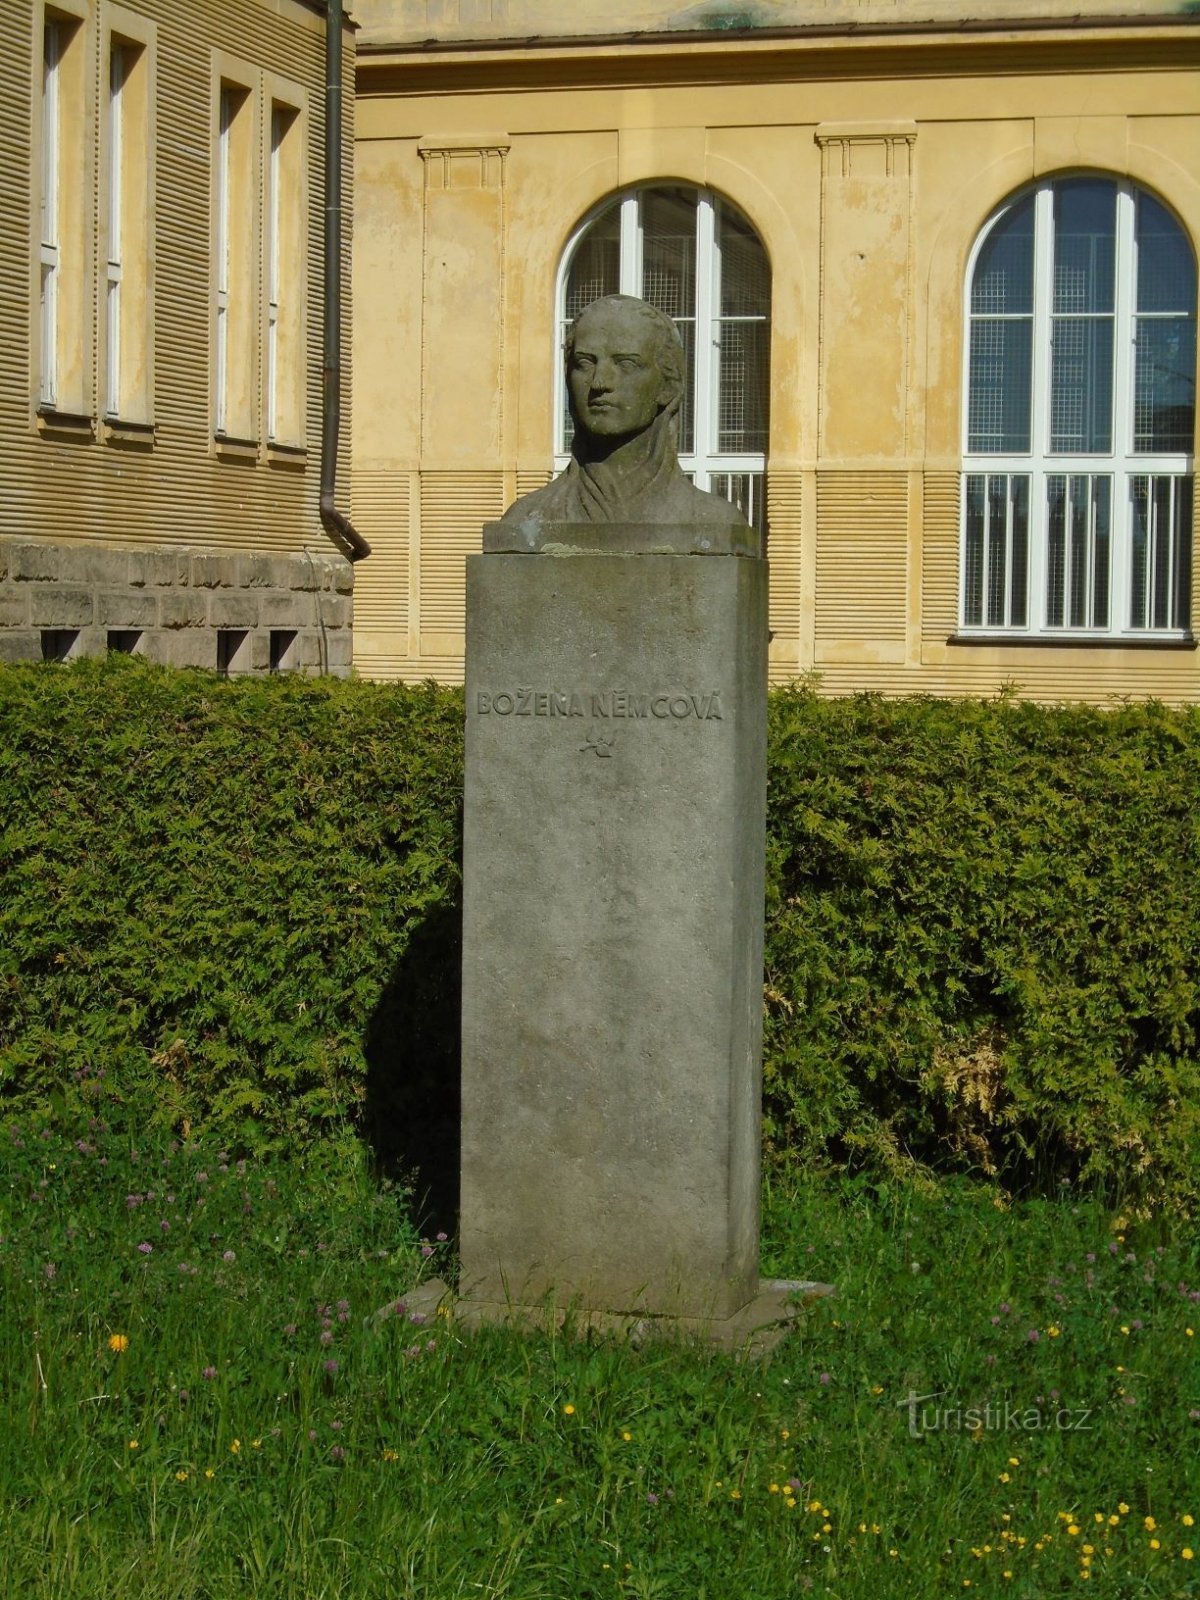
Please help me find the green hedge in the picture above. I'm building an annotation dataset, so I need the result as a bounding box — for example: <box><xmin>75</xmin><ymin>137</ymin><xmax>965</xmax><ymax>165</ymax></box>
<box><xmin>2</xmin><ymin>659</ymin><xmax>1199</xmax><ymax>1209</ymax></box>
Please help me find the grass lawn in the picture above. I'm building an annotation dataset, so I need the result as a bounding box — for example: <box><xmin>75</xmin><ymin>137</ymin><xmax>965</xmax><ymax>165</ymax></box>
<box><xmin>2</xmin><ymin>1107</ymin><xmax>1198</xmax><ymax>1599</ymax></box>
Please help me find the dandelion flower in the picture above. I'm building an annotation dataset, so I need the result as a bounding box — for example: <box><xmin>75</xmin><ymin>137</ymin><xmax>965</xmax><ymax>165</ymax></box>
<box><xmin>621</xmin><ymin>1431</ymin><xmax>632</xmax><ymax>1442</ymax></box>
<box><xmin>1182</xmin><ymin>1515</ymin><xmax>1195</xmax><ymax>1528</ymax></box>
<box><xmin>562</xmin><ymin>1404</ymin><xmax>575</xmax><ymax>1416</ymax></box>
<box><xmin>1149</xmin><ymin>1538</ymin><xmax>1160</xmax><ymax>1550</ymax></box>
<box><xmin>1182</xmin><ymin>1548</ymin><xmax>1194</xmax><ymax>1560</ymax></box>
<box><xmin>127</xmin><ymin>1439</ymin><xmax>138</xmax><ymax>1450</ymax></box>
<box><xmin>108</xmin><ymin>1334</ymin><xmax>129</xmax><ymax>1353</ymax></box>
<box><xmin>229</xmin><ymin>1439</ymin><xmax>240</xmax><ymax>1454</ymax></box>
<box><xmin>1118</xmin><ymin>1503</ymin><xmax>1130</xmax><ymax>1515</ymax></box>
<box><xmin>1145</xmin><ymin>1517</ymin><xmax>1157</xmax><ymax>1531</ymax></box>
<box><xmin>175</xmin><ymin>1470</ymin><xmax>187</xmax><ymax>1482</ymax></box>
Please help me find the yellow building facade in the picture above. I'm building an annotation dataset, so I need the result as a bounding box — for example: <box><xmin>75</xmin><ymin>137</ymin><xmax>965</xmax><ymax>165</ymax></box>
<box><xmin>351</xmin><ymin>1</ymin><xmax>1200</xmax><ymax>700</ymax></box>
<box><xmin>0</xmin><ymin>0</ymin><xmax>360</xmax><ymax>674</ymax></box>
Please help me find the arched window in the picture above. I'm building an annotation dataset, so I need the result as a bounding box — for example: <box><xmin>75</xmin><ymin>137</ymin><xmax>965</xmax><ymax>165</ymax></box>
<box><xmin>556</xmin><ymin>186</ymin><xmax>770</xmax><ymax>531</ymax></box>
<box><xmin>962</xmin><ymin>177</ymin><xmax>1196</xmax><ymax>636</ymax></box>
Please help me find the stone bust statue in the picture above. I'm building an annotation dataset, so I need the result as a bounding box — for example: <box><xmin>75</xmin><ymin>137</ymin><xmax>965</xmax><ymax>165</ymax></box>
<box><xmin>502</xmin><ymin>295</ymin><xmax>749</xmax><ymax>529</ymax></box>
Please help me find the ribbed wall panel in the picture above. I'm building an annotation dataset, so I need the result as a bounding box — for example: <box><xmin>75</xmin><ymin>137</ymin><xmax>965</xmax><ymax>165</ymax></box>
<box><xmin>816</xmin><ymin>659</ymin><xmax>1200</xmax><ymax>705</ymax></box>
<box><xmin>351</xmin><ymin>466</ymin><xmax>410</xmax><ymax>636</ymax></box>
<box><xmin>419</xmin><ymin>469</ymin><xmax>505</xmax><ymax>635</ymax></box>
<box><xmin>815</xmin><ymin>470</ymin><xmax>908</xmax><ymax>640</ymax></box>
<box><xmin>515</xmin><ymin>468</ymin><xmax>552</xmax><ymax>501</ymax></box>
<box><xmin>2</xmin><ymin>1</ymin><xmax>351</xmax><ymax>560</ymax></box>
<box><xmin>766</xmin><ymin>469</ymin><xmax>802</xmax><ymax>655</ymax></box>
<box><xmin>923</xmin><ymin>471</ymin><xmax>961</xmax><ymax>638</ymax></box>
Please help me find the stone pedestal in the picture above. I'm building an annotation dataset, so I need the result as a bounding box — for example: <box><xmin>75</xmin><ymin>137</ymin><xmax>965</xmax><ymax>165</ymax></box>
<box><xmin>460</xmin><ymin>523</ymin><xmax>767</xmax><ymax>1322</ymax></box>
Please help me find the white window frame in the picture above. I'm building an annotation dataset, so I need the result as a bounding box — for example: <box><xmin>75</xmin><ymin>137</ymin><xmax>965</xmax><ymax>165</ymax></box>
<box><xmin>39</xmin><ymin>18</ymin><xmax>61</xmax><ymax>409</ymax></box>
<box><xmin>265</xmin><ymin>103</ymin><xmax>282</xmax><ymax>442</ymax></box>
<box><xmin>214</xmin><ymin>84</ymin><xmax>233</xmax><ymax>436</ymax></box>
<box><xmin>960</xmin><ymin>177</ymin><xmax>1196</xmax><ymax>640</ymax></box>
<box><xmin>555</xmin><ymin>185</ymin><xmax>770</xmax><ymax>531</ymax></box>
<box><xmin>105</xmin><ymin>39</ymin><xmax>125</xmax><ymax>418</ymax></box>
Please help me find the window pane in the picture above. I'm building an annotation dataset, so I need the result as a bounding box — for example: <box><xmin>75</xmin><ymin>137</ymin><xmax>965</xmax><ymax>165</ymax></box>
<box><xmin>971</xmin><ymin>192</ymin><xmax>1034</xmax><ymax>315</ymax></box>
<box><xmin>1129</xmin><ymin>474</ymin><xmax>1192</xmax><ymax>631</ymax></box>
<box><xmin>964</xmin><ymin>475</ymin><xmax>985</xmax><ymax>626</ymax></box>
<box><xmin>564</xmin><ymin>201</ymin><xmax>620</xmax><ymax>319</ymax></box>
<box><xmin>1050</xmin><ymin>316</ymin><xmax>1113</xmax><ymax>453</ymax></box>
<box><xmin>968</xmin><ymin>319</ymin><xmax>1032</xmax><ymax>452</ymax></box>
<box><xmin>1134</xmin><ymin>317</ymin><xmax>1196</xmax><ymax>453</ymax></box>
<box><xmin>1010</xmin><ymin>474</ymin><xmax>1029</xmax><ymax>627</ymax></box>
<box><xmin>717</xmin><ymin>319</ymin><xmax>769</xmax><ymax>453</ymax></box>
<box><xmin>1092</xmin><ymin>475</ymin><xmax>1111</xmax><ymax>630</ymax></box>
<box><xmin>675</xmin><ymin>318</ymin><xmax>695</xmax><ymax>456</ymax></box>
<box><xmin>1136</xmin><ymin>192</ymin><xmax>1197</xmax><ymax>315</ymax></box>
<box><xmin>1053</xmin><ymin>179</ymin><xmax>1116</xmax><ymax>314</ymax></box>
<box><xmin>640</xmin><ymin>187</ymin><xmax>696</xmax><ymax>319</ymax></box>
<box><xmin>718</xmin><ymin>204</ymin><xmax>770</xmax><ymax>317</ymax></box>
<box><xmin>1046</xmin><ymin>474</ymin><xmax>1066</xmax><ymax>625</ymax></box>
<box><xmin>710</xmin><ymin>472</ymin><xmax>766</xmax><ymax>534</ymax></box>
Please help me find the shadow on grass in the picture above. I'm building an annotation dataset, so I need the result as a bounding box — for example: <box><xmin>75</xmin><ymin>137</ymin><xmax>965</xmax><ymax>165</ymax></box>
<box><xmin>363</xmin><ymin>898</ymin><xmax>462</xmax><ymax>1240</ymax></box>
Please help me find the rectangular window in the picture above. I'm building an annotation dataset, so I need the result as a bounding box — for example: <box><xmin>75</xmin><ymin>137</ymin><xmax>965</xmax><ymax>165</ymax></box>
<box><xmin>266</xmin><ymin>100</ymin><xmax>304</xmax><ymax>444</ymax></box>
<box><xmin>963</xmin><ymin>473</ymin><xmax>1030</xmax><ymax>628</ymax></box>
<box><xmin>1045</xmin><ymin>474</ymin><xmax>1111</xmax><ymax>629</ymax></box>
<box><xmin>105</xmin><ymin>28</ymin><xmax>151</xmax><ymax>421</ymax></box>
<box><xmin>39</xmin><ymin>9</ymin><xmax>88</xmax><ymax>414</ymax></box>
<box><xmin>1130</xmin><ymin>475</ymin><xmax>1193</xmax><ymax>632</ymax></box>
<box><xmin>215</xmin><ymin>78</ymin><xmax>255</xmax><ymax>439</ymax></box>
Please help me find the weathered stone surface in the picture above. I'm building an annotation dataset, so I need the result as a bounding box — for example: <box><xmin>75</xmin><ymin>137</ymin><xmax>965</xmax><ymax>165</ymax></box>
<box><xmin>8</xmin><ymin>541</ymin><xmax>63</xmax><ymax>583</ymax></box>
<box><xmin>156</xmin><ymin>630</ymin><xmax>217</xmax><ymax>669</ymax></box>
<box><xmin>324</xmin><ymin>631</ymin><xmax>354</xmax><ymax>669</ymax></box>
<box><xmin>0</xmin><ymin>591</ymin><xmax>29</xmax><ymax>628</ymax></box>
<box><xmin>259</xmin><ymin>591</ymin><xmax>313</xmax><ymax>629</ymax></box>
<box><xmin>191</xmin><ymin>553</ymin><xmax>237</xmax><ymax>589</ymax></box>
<box><xmin>209</xmin><ymin>592</ymin><xmax>260</xmax><ymax>629</ymax></box>
<box><xmin>330</xmin><ymin>559</ymin><xmax>355</xmax><ymax>594</ymax></box>
<box><xmin>238</xmin><ymin>553</ymin><xmax>298</xmax><ymax>591</ymax></box>
<box><xmin>29</xmin><ymin>586</ymin><xmax>94</xmax><ymax>628</ymax></box>
<box><xmin>0</xmin><ymin>631</ymin><xmax>41</xmax><ymax>663</ymax></box>
<box><xmin>317</xmin><ymin>593</ymin><xmax>353</xmax><ymax>630</ymax></box>
<box><xmin>97</xmin><ymin>589</ymin><xmax>158</xmax><ymax>628</ymax></box>
<box><xmin>158</xmin><ymin>591</ymin><xmax>209</xmax><ymax>629</ymax></box>
<box><xmin>129</xmin><ymin>549</ymin><xmax>191</xmax><ymax>588</ymax></box>
<box><xmin>460</xmin><ymin>535</ymin><xmax>768</xmax><ymax>1320</ymax></box>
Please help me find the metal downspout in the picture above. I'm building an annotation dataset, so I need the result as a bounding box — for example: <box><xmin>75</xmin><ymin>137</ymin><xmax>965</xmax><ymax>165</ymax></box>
<box><xmin>321</xmin><ymin>0</ymin><xmax>370</xmax><ymax>561</ymax></box>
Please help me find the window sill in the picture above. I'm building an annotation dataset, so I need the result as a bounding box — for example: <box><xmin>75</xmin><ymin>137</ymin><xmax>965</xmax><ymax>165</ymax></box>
<box><xmin>266</xmin><ymin>441</ymin><xmax>308</xmax><ymax>470</ymax></box>
<box><xmin>214</xmin><ymin>434</ymin><xmax>260</xmax><ymax>462</ymax></box>
<box><xmin>103</xmin><ymin>416</ymin><xmax>156</xmax><ymax>449</ymax></box>
<box><xmin>36</xmin><ymin>408</ymin><xmax>95</xmax><ymax>442</ymax></box>
<box><xmin>949</xmin><ymin>633</ymin><xmax>1196</xmax><ymax>651</ymax></box>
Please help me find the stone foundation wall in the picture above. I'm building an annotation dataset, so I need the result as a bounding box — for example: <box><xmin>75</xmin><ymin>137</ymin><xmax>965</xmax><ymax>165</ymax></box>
<box><xmin>0</xmin><ymin>539</ymin><xmax>354</xmax><ymax>675</ymax></box>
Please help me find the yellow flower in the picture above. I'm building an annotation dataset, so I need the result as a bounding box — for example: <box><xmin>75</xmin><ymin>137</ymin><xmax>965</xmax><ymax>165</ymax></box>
<box><xmin>1188</xmin><ymin>1328</ymin><xmax>1195</xmax><ymax>1338</ymax></box>
<box><xmin>562</xmin><ymin>1404</ymin><xmax>575</xmax><ymax>1416</ymax></box>
<box><xmin>1118</xmin><ymin>1503</ymin><xmax>1130</xmax><ymax>1515</ymax></box>
<box><xmin>1008</xmin><ymin>1457</ymin><xmax>1020</xmax><ymax>1467</ymax></box>
<box><xmin>730</xmin><ymin>1489</ymin><xmax>742</xmax><ymax>1501</ymax></box>
<box><xmin>251</xmin><ymin>1438</ymin><xmax>262</xmax><ymax>1449</ymax></box>
<box><xmin>621</xmin><ymin>1431</ymin><xmax>632</xmax><ymax>1442</ymax></box>
<box><xmin>1002</xmin><ymin>1572</ymin><xmax>1012</xmax><ymax>1581</ymax></box>
<box><xmin>999</xmin><ymin>1473</ymin><xmax>1011</xmax><ymax>1484</ymax></box>
<box><xmin>1068</xmin><ymin>1525</ymin><xmax>1080</xmax><ymax>1537</ymax></box>
<box><xmin>1082</xmin><ymin>1544</ymin><xmax>1094</xmax><ymax>1555</ymax></box>
<box><xmin>108</xmin><ymin>1334</ymin><xmax>129</xmax><ymax>1353</ymax></box>
<box><xmin>1120</xmin><ymin>1325</ymin><xmax>1130</xmax><ymax>1335</ymax></box>
<box><xmin>1108</xmin><ymin>1514</ymin><xmax>1119</xmax><ymax>1526</ymax></box>
<box><xmin>1149</xmin><ymin>1538</ymin><xmax>1161</xmax><ymax>1551</ymax></box>
<box><xmin>229</xmin><ymin>1439</ymin><xmax>241</xmax><ymax>1454</ymax></box>
<box><xmin>784</xmin><ymin>1497</ymin><xmax>797</xmax><ymax>1509</ymax></box>
<box><xmin>1183</xmin><ymin>1515</ymin><xmax>1195</xmax><ymax>1528</ymax></box>
<box><xmin>780</xmin><ymin>1427</ymin><xmax>790</xmax><ymax>1439</ymax></box>
<box><xmin>175</xmin><ymin>1470</ymin><xmax>188</xmax><ymax>1482</ymax></box>
<box><xmin>382</xmin><ymin>1449</ymin><xmax>398</xmax><ymax>1461</ymax></box>
<box><xmin>127</xmin><ymin>1440</ymin><xmax>138</xmax><ymax>1451</ymax></box>
<box><xmin>204</xmin><ymin>1468</ymin><xmax>214</xmax><ymax>1479</ymax></box>
<box><xmin>1047</xmin><ymin>1325</ymin><xmax>1060</xmax><ymax>1337</ymax></box>
<box><xmin>1093</xmin><ymin>1513</ymin><xmax>1104</xmax><ymax>1524</ymax></box>
<box><xmin>1145</xmin><ymin>1517</ymin><xmax>1157</xmax><ymax>1532</ymax></box>
<box><xmin>1182</xmin><ymin>1548</ymin><xmax>1194</xmax><ymax>1560</ymax></box>
<box><xmin>871</xmin><ymin>1385</ymin><xmax>884</xmax><ymax>1395</ymax></box>
<box><xmin>822</xmin><ymin>1522</ymin><xmax>832</xmax><ymax>1534</ymax></box>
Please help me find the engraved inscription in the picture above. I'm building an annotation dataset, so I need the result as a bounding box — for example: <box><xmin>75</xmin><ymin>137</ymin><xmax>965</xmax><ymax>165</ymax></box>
<box><xmin>477</xmin><ymin>688</ymin><xmax>723</xmax><ymax>721</ymax></box>
<box><xmin>581</xmin><ymin>731</ymin><xmax>616</xmax><ymax>758</ymax></box>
